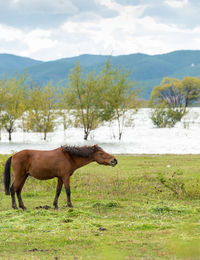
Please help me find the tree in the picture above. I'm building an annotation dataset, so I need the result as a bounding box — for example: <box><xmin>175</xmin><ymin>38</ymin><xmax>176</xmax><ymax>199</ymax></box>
<box><xmin>99</xmin><ymin>61</ymin><xmax>139</xmax><ymax>140</ymax></box>
<box><xmin>181</xmin><ymin>77</ymin><xmax>200</xmax><ymax>106</ymax></box>
<box><xmin>151</xmin><ymin>77</ymin><xmax>200</xmax><ymax>107</ymax></box>
<box><xmin>0</xmin><ymin>74</ymin><xmax>28</xmax><ymax>141</ymax></box>
<box><xmin>64</xmin><ymin>61</ymin><xmax>139</xmax><ymax>140</ymax></box>
<box><xmin>151</xmin><ymin>78</ymin><xmax>184</xmax><ymax>107</ymax></box>
<box><xmin>149</xmin><ymin>77</ymin><xmax>198</xmax><ymax>128</ymax></box>
<box><xmin>64</xmin><ymin>63</ymin><xmax>107</xmax><ymax>140</ymax></box>
<box><xmin>26</xmin><ymin>82</ymin><xmax>58</xmax><ymax>140</ymax></box>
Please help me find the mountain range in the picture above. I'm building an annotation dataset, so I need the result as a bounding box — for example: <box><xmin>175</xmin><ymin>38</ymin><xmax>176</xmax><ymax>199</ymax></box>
<box><xmin>1</xmin><ymin>50</ymin><xmax>200</xmax><ymax>99</ymax></box>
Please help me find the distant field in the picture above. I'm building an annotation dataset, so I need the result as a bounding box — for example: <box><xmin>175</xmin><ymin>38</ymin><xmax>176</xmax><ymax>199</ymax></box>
<box><xmin>0</xmin><ymin>154</ymin><xmax>200</xmax><ymax>259</ymax></box>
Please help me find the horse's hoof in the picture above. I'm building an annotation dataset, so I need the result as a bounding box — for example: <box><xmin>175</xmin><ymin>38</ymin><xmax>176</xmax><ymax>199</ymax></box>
<box><xmin>67</xmin><ymin>204</ymin><xmax>73</xmax><ymax>208</ymax></box>
<box><xmin>12</xmin><ymin>206</ymin><xmax>18</xmax><ymax>210</ymax></box>
<box><xmin>54</xmin><ymin>206</ymin><xmax>59</xmax><ymax>210</ymax></box>
<box><xmin>22</xmin><ymin>207</ymin><xmax>27</xmax><ymax>211</ymax></box>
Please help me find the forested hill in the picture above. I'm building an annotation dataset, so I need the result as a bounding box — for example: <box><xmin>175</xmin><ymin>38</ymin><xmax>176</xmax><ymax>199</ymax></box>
<box><xmin>1</xmin><ymin>50</ymin><xmax>200</xmax><ymax>99</ymax></box>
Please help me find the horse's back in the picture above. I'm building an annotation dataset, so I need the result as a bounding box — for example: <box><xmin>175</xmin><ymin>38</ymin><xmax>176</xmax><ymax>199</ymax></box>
<box><xmin>12</xmin><ymin>148</ymin><xmax>67</xmax><ymax>180</ymax></box>
<box><xmin>13</xmin><ymin>149</ymin><xmax>61</xmax><ymax>165</ymax></box>
<box><xmin>13</xmin><ymin>148</ymin><xmax>59</xmax><ymax>160</ymax></box>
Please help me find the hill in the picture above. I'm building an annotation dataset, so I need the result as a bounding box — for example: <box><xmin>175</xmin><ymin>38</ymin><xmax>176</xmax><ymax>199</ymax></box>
<box><xmin>1</xmin><ymin>50</ymin><xmax>200</xmax><ymax>99</ymax></box>
<box><xmin>0</xmin><ymin>54</ymin><xmax>42</xmax><ymax>75</ymax></box>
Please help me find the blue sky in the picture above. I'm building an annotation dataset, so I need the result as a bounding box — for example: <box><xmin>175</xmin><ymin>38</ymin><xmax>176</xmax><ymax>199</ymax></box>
<box><xmin>0</xmin><ymin>0</ymin><xmax>199</xmax><ymax>60</ymax></box>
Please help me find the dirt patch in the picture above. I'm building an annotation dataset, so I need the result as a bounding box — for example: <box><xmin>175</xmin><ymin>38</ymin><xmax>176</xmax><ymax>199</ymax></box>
<box><xmin>28</xmin><ymin>248</ymin><xmax>49</xmax><ymax>252</ymax></box>
<box><xmin>98</xmin><ymin>227</ymin><xmax>107</xmax><ymax>231</ymax></box>
<box><xmin>35</xmin><ymin>205</ymin><xmax>51</xmax><ymax>210</ymax></box>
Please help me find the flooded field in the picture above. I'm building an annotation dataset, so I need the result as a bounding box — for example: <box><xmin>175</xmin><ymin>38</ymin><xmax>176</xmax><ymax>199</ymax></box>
<box><xmin>1</xmin><ymin>108</ymin><xmax>200</xmax><ymax>154</ymax></box>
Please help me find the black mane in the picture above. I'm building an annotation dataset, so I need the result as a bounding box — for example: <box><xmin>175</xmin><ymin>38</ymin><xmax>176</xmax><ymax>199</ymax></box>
<box><xmin>61</xmin><ymin>145</ymin><xmax>102</xmax><ymax>158</ymax></box>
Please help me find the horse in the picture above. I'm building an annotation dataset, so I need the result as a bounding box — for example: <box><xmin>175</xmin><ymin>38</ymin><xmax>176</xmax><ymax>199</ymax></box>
<box><xmin>3</xmin><ymin>145</ymin><xmax>117</xmax><ymax>210</ymax></box>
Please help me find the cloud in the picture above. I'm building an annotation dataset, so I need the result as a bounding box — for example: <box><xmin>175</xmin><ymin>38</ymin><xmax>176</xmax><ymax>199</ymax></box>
<box><xmin>0</xmin><ymin>25</ymin><xmax>58</xmax><ymax>59</ymax></box>
<box><xmin>0</xmin><ymin>24</ymin><xmax>23</xmax><ymax>41</ymax></box>
<box><xmin>0</xmin><ymin>0</ymin><xmax>118</xmax><ymax>29</ymax></box>
<box><xmin>0</xmin><ymin>0</ymin><xmax>200</xmax><ymax>60</ymax></box>
<box><xmin>10</xmin><ymin>0</ymin><xmax>78</xmax><ymax>15</ymax></box>
<box><xmin>164</xmin><ymin>0</ymin><xmax>188</xmax><ymax>8</ymax></box>
<box><xmin>134</xmin><ymin>0</ymin><xmax>200</xmax><ymax>29</ymax></box>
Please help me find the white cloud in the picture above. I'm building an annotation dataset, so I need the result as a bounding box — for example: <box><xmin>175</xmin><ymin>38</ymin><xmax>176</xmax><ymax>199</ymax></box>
<box><xmin>59</xmin><ymin>1</ymin><xmax>194</xmax><ymax>57</ymax></box>
<box><xmin>0</xmin><ymin>25</ymin><xmax>58</xmax><ymax>59</ymax></box>
<box><xmin>23</xmin><ymin>29</ymin><xmax>58</xmax><ymax>54</ymax></box>
<box><xmin>164</xmin><ymin>0</ymin><xmax>188</xmax><ymax>8</ymax></box>
<box><xmin>0</xmin><ymin>24</ymin><xmax>23</xmax><ymax>41</ymax></box>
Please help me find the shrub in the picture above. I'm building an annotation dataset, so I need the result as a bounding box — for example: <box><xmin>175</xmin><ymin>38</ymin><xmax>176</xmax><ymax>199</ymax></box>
<box><xmin>157</xmin><ymin>171</ymin><xmax>186</xmax><ymax>198</ymax></box>
<box><xmin>151</xmin><ymin>106</ymin><xmax>186</xmax><ymax>128</ymax></box>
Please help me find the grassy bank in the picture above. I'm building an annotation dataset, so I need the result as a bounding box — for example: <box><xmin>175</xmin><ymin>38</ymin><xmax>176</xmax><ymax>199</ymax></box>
<box><xmin>0</xmin><ymin>154</ymin><xmax>200</xmax><ymax>259</ymax></box>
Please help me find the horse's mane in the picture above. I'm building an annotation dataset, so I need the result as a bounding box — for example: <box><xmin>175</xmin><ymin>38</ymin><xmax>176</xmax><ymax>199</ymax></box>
<box><xmin>61</xmin><ymin>145</ymin><xmax>102</xmax><ymax>158</ymax></box>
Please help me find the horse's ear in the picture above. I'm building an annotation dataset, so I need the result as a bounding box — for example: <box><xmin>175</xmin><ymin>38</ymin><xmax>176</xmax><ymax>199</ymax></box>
<box><xmin>93</xmin><ymin>145</ymin><xmax>102</xmax><ymax>152</ymax></box>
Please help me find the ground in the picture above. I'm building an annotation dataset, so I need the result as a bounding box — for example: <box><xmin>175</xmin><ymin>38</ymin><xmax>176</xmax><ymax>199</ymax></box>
<box><xmin>0</xmin><ymin>154</ymin><xmax>200</xmax><ymax>259</ymax></box>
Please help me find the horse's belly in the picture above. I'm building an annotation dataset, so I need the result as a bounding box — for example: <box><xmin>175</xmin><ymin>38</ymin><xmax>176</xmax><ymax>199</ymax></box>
<box><xmin>29</xmin><ymin>168</ymin><xmax>56</xmax><ymax>180</ymax></box>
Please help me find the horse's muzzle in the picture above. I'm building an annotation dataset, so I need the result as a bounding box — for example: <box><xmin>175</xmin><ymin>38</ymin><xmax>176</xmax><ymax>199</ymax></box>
<box><xmin>110</xmin><ymin>158</ymin><xmax>118</xmax><ymax>167</ymax></box>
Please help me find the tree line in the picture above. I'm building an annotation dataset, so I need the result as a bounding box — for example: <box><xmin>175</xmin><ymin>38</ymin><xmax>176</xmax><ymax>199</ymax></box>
<box><xmin>0</xmin><ymin>61</ymin><xmax>138</xmax><ymax>141</ymax></box>
<box><xmin>1</xmin><ymin>61</ymin><xmax>200</xmax><ymax>142</ymax></box>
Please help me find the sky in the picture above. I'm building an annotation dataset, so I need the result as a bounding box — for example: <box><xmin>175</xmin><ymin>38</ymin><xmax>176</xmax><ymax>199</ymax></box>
<box><xmin>0</xmin><ymin>0</ymin><xmax>200</xmax><ymax>61</ymax></box>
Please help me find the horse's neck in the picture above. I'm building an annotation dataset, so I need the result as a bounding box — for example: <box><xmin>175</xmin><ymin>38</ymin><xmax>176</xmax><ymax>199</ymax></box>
<box><xmin>72</xmin><ymin>156</ymin><xmax>94</xmax><ymax>170</ymax></box>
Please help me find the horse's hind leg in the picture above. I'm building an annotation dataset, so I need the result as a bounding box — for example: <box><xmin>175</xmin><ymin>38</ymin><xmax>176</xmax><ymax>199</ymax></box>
<box><xmin>12</xmin><ymin>172</ymin><xmax>27</xmax><ymax>210</ymax></box>
<box><xmin>16</xmin><ymin>176</ymin><xmax>27</xmax><ymax>210</ymax></box>
<box><xmin>10</xmin><ymin>183</ymin><xmax>18</xmax><ymax>209</ymax></box>
<box><xmin>53</xmin><ymin>178</ymin><xmax>63</xmax><ymax>209</ymax></box>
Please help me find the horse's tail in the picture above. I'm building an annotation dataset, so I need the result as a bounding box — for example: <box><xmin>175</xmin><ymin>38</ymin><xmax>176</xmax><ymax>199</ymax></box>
<box><xmin>4</xmin><ymin>156</ymin><xmax>12</xmax><ymax>195</ymax></box>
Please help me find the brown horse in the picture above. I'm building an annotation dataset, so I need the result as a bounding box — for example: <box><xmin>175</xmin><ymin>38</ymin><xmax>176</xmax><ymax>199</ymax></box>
<box><xmin>4</xmin><ymin>145</ymin><xmax>117</xmax><ymax>210</ymax></box>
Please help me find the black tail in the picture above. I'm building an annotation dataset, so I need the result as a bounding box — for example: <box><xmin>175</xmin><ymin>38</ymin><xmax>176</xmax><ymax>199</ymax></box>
<box><xmin>4</xmin><ymin>156</ymin><xmax>12</xmax><ymax>195</ymax></box>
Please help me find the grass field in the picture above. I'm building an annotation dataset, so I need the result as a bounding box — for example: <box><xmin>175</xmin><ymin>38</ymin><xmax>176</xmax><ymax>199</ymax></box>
<box><xmin>0</xmin><ymin>154</ymin><xmax>200</xmax><ymax>259</ymax></box>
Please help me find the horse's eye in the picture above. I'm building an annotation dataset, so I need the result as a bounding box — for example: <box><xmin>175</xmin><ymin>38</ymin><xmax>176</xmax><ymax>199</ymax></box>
<box><xmin>99</xmin><ymin>152</ymin><xmax>106</xmax><ymax>157</ymax></box>
<box><xmin>99</xmin><ymin>152</ymin><xmax>107</xmax><ymax>159</ymax></box>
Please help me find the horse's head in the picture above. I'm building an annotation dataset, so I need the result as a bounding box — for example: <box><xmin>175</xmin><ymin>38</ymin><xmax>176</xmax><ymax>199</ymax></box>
<box><xmin>93</xmin><ymin>146</ymin><xmax>118</xmax><ymax>167</ymax></box>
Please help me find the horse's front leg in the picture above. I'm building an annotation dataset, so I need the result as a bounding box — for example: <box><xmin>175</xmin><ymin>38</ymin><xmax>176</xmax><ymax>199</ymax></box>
<box><xmin>63</xmin><ymin>175</ymin><xmax>73</xmax><ymax>208</ymax></box>
<box><xmin>53</xmin><ymin>178</ymin><xmax>63</xmax><ymax>209</ymax></box>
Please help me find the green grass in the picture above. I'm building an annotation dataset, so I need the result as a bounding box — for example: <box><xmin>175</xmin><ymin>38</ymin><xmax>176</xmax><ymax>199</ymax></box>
<box><xmin>0</xmin><ymin>154</ymin><xmax>200</xmax><ymax>259</ymax></box>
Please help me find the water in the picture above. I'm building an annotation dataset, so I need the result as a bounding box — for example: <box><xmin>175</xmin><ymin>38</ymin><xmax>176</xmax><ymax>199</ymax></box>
<box><xmin>1</xmin><ymin>108</ymin><xmax>200</xmax><ymax>154</ymax></box>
